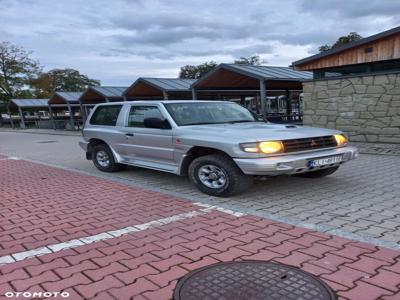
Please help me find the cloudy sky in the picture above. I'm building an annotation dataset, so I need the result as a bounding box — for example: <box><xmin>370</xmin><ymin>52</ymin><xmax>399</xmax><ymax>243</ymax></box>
<box><xmin>1</xmin><ymin>0</ymin><xmax>399</xmax><ymax>85</ymax></box>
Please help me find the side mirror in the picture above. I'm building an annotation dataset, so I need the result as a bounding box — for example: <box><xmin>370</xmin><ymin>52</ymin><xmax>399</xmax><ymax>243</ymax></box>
<box><xmin>248</xmin><ymin>109</ymin><xmax>265</xmax><ymax>122</ymax></box>
<box><xmin>143</xmin><ymin>117</ymin><xmax>171</xmax><ymax>129</ymax></box>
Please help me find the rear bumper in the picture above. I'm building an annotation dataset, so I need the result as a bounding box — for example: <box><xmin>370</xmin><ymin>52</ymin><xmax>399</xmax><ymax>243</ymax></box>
<box><xmin>233</xmin><ymin>146</ymin><xmax>358</xmax><ymax>176</ymax></box>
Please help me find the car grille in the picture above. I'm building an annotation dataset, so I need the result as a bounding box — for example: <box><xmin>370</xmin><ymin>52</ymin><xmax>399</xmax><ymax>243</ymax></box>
<box><xmin>283</xmin><ymin>136</ymin><xmax>337</xmax><ymax>153</ymax></box>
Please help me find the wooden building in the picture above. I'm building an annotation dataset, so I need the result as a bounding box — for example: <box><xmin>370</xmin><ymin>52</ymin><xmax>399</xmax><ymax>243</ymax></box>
<box><xmin>293</xmin><ymin>26</ymin><xmax>400</xmax><ymax>78</ymax></box>
<box><xmin>8</xmin><ymin>99</ymin><xmax>49</xmax><ymax>129</ymax></box>
<box><xmin>191</xmin><ymin>64</ymin><xmax>312</xmax><ymax>122</ymax></box>
<box><xmin>79</xmin><ymin>86</ymin><xmax>128</xmax><ymax>119</ymax></box>
<box><xmin>124</xmin><ymin>78</ymin><xmax>195</xmax><ymax>100</ymax></box>
<box><xmin>48</xmin><ymin>92</ymin><xmax>83</xmax><ymax>130</ymax></box>
<box><xmin>291</xmin><ymin>26</ymin><xmax>400</xmax><ymax>143</ymax></box>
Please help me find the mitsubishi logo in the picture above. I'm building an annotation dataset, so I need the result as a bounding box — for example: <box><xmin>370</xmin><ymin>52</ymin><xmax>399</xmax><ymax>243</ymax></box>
<box><xmin>310</xmin><ymin>139</ymin><xmax>318</xmax><ymax>147</ymax></box>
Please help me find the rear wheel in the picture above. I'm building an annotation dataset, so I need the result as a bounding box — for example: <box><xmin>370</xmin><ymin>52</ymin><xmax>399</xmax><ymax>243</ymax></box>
<box><xmin>188</xmin><ymin>154</ymin><xmax>253</xmax><ymax>197</ymax></box>
<box><xmin>295</xmin><ymin>166</ymin><xmax>339</xmax><ymax>178</ymax></box>
<box><xmin>92</xmin><ymin>144</ymin><xmax>125</xmax><ymax>172</ymax></box>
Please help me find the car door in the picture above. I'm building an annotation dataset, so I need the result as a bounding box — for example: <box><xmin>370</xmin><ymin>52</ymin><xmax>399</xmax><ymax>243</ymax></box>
<box><xmin>119</xmin><ymin>104</ymin><xmax>175</xmax><ymax>170</ymax></box>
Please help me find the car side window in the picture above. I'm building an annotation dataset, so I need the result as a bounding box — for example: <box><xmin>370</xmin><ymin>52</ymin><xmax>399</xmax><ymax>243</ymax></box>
<box><xmin>90</xmin><ymin>105</ymin><xmax>122</xmax><ymax>126</ymax></box>
<box><xmin>127</xmin><ymin>106</ymin><xmax>163</xmax><ymax>127</ymax></box>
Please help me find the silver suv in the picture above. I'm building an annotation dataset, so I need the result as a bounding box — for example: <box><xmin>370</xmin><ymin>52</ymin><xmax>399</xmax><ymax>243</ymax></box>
<box><xmin>79</xmin><ymin>100</ymin><xmax>358</xmax><ymax>196</ymax></box>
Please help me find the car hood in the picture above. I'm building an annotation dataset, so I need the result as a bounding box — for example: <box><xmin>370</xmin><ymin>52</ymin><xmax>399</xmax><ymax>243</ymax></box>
<box><xmin>178</xmin><ymin>122</ymin><xmax>341</xmax><ymax>142</ymax></box>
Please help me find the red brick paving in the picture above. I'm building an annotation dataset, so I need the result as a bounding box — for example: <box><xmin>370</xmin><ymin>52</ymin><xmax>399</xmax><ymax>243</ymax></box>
<box><xmin>0</xmin><ymin>159</ymin><xmax>199</xmax><ymax>256</ymax></box>
<box><xmin>0</xmin><ymin>157</ymin><xmax>400</xmax><ymax>299</ymax></box>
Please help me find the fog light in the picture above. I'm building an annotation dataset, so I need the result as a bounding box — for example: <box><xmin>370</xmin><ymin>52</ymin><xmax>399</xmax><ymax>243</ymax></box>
<box><xmin>240</xmin><ymin>142</ymin><xmax>259</xmax><ymax>153</ymax></box>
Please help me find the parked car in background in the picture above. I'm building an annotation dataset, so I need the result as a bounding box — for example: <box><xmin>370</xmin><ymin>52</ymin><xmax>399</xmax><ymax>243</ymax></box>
<box><xmin>0</xmin><ymin>114</ymin><xmax>10</xmax><ymax>127</ymax></box>
<box><xmin>79</xmin><ymin>101</ymin><xmax>358</xmax><ymax>196</ymax></box>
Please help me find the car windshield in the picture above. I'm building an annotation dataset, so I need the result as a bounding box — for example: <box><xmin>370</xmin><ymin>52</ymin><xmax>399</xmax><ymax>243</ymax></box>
<box><xmin>163</xmin><ymin>102</ymin><xmax>257</xmax><ymax>126</ymax></box>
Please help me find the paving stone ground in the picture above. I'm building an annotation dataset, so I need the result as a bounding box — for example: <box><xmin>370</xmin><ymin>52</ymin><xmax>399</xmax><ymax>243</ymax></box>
<box><xmin>0</xmin><ymin>130</ymin><xmax>399</xmax><ymax>248</ymax></box>
<box><xmin>1</xmin><ymin>156</ymin><xmax>400</xmax><ymax>299</ymax></box>
<box><xmin>352</xmin><ymin>142</ymin><xmax>400</xmax><ymax>156</ymax></box>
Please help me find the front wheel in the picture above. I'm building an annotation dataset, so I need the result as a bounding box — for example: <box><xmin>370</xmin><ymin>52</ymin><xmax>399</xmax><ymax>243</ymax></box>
<box><xmin>92</xmin><ymin>144</ymin><xmax>125</xmax><ymax>172</ymax></box>
<box><xmin>188</xmin><ymin>154</ymin><xmax>253</xmax><ymax>197</ymax></box>
<box><xmin>295</xmin><ymin>166</ymin><xmax>339</xmax><ymax>178</ymax></box>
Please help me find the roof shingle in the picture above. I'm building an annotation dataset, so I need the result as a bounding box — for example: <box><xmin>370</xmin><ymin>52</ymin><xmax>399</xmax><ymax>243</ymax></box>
<box><xmin>90</xmin><ymin>86</ymin><xmax>128</xmax><ymax>97</ymax></box>
<box><xmin>53</xmin><ymin>92</ymin><xmax>83</xmax><ymax>103</ymax></box>
<box><xmin>9</xmin><ymin>99</ymin><xmax>49</xmax><ymax>108</ymax></box>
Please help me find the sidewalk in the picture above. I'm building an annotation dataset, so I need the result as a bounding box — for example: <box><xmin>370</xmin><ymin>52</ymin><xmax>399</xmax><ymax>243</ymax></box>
<box><xmin>0</xmin><ymin>128</ymin><xmax>81</xmax><ymax>136</ymax></box>
<box><xmin>0</xmin><ymin>155</ymin><xmax>399</xmax><ymax>299</ymax></box>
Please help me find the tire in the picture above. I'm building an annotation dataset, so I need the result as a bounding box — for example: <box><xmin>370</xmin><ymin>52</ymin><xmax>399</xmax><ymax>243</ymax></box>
<box><xmin>188</xmin><ymin>154</ymin><xmax>253</xmax><ymax>197</ymax></box>
<box><xmin>295</xmin><ymin>166</ymin><xmax>339</xmax><ymax>178</ymax></box>
<box><xmin>92</xmin><ymin>144</ymin><xmax>125</xmax><ymax>172</ymax></box>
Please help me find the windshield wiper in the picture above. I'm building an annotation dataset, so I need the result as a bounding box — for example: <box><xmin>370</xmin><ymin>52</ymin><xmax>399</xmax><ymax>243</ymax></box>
<box><xmin>182</xmin><ymin>120</ymin><xmax>256</xmax><ymax>126</ymax></box>
<box><xmin>226</xmin><ymin>120</ymin><xmax>256</xmax><ymax>124</ymax></box>
<box><xmin>182</xmin><ymin>122</ymin><xmax>222</xmax><ymax>126</ymax></box>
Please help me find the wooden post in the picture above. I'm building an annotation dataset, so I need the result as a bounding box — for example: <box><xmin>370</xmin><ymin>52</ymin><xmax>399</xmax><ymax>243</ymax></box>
<box><xmin>68</xmin><ymin>104</ymin><xmax>74</xmax><ymax>129</ymax></box>
<box><xmin>48</xmin><ymin>105</ymin><xmax>56</xmax><ymax>130</ymax></box>
<box><xmin>255</xmin><ymin>94</ymin><xmax>260</xmax><ymax>114</ymax></box>
<box><xmin>79</xmin><ymin>101</ymin><xmax>85</xmax><ymax>123</ymax></box>
<box><xmin>240</xmin><ymin>95</ymin><xmax>245</xmax><ymax>106</ymax></box>
<box><xmin>163</xmin><ymin>91</ymin><xmax>169</xmax><ymax>100</ymax></box>
<box><xmin>285</xmin><ymin>90</ymin><xmax>291</xmax><ymax>121</ymax></box>
<box><xmin>8</xmin><ymin>109</ymin><xmax>15</xmax><ymax>129</ymax></box>
<box><xmin>18</xmin><ymin>107</ymin><xmax>25</xmax><ymax>128</ymax></box>
<box><xmin>260</xmin><ymin>80</ymin><xmax>266</xmax><ymax>119</ymax></box>
<box><xmin>37</xmin><ymin>113</ymin><xmax>41</xmax><ymax>129</ymax></box>
<box><xmin>191</xmin><ymin>88</ymin><xmax>197</xmax><ymax>100</ymax></box>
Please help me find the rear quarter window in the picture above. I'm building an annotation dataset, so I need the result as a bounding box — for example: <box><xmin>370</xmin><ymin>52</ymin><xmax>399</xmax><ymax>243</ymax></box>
<box><xmin>90</xmin><ymin>105</ymin><xmax>122</xmax><ymax>126</ymax></box>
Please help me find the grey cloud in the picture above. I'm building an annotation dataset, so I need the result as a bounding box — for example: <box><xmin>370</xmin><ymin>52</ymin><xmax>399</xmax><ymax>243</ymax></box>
<box><xmin>107</xmin><ymin>41</ymin><xmax>274</xmax><ymax>60</ymax></box>
<box><xmin>265</xmin><ymin>30</ymin><xmax>342</xmax><ymax>46</ymax></box>
<box><xmin>113</xmin><ymin>14</ymin><xmax>212</xmax><ymax>32</ymax></box>
<box><xmin>298</xmin><ymin>0</ymin><xmax>400</xmax><ymax>18</ymax></box>
<box><xmin>223</xmin><ymin>44</ymin><xmax>275</xmax><ymax>58</ymax></box>
<box><xmin>0</xmin><ymin>30</ymin><xmax>13</xmax><ymax>40</ymax></box>
<box><xmin>1</xmin><ymin>0</ymin><xmax>399</xmax><ymax>84</ymax></box>
<box><xmin>115</xmin><ymin>27</ymin><xmax>220</xmax><ymax>47</ymax></box>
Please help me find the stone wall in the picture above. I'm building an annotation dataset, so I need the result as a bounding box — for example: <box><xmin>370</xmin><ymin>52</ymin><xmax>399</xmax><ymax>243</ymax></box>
<box><xmin>302</xmin><ymin>72</ymin><xmax>400</xmax><ymax>143</ymax></box>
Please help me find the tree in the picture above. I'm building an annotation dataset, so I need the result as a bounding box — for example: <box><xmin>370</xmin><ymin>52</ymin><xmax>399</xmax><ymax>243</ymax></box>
<box><xmin>14</xmin><ymin>89</ymin><xmax>35</xmax><ymax>99</ymax></box>
<box><xmin>234</xmin><ymin>55</ymin><xmax>262</xmax><ymax>65</ymax></box>
<box><xmin>0</xmin><ymin>41</ymin><xmax>41</xmax><ymax>102</ymax></box>
<box><xmin>319</xmin><ymin>32</ymin><xmax>363</xmax><ymax>52</ymax></box>
<box><xmin>30</xmin><ymin>68</ymin><xmax>100</xmax><ymax>97</ymax></box>
<box><xmin>179</xmin><ymin>61</ymin><xmax>218</xmax><ymax>79</ymax></box>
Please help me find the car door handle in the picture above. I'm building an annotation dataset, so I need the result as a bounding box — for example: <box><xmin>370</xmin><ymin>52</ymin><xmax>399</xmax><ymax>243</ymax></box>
<box><xmin>125</xmin><ymin>133</ymin><xmax>134</xmax><ymax>137</ymax></box>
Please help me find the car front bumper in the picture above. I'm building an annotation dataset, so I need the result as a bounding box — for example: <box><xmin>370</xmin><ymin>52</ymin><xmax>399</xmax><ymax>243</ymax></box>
<box><xmin>233</xmin><ymin>146</ymin><xmax>358</xmax><ymax>176</ymax></box>
<box><xmin>79</xmin><ymin>140</ymin><xmax>92</xmax><ymax>160</ymax></box>
<box><xmin>79</xmin><ymin>140</ymin><xmax>89</xmax><ymax>152</ymax></box>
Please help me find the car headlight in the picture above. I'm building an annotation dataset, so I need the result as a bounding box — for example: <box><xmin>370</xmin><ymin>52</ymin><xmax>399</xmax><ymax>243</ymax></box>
<box><xmin>240</xmin><ymin>141</ymin><xmax>284</xmax><ymax>154</ymax></box>
<box><xmin>334</xmin><ymin>134</ymin><xmax>348</xmax><ymax>147</ymax></box>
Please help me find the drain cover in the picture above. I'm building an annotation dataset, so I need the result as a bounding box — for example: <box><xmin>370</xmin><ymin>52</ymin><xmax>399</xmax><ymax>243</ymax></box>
<box><xmin>174</xmin><ymin>261</ymin><xmax>336</xmax><ymax>300</ymax></box>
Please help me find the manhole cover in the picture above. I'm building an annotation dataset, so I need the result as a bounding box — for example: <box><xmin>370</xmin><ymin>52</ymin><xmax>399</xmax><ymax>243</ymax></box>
<box><xmin>174</xmin><ymin>261</ymin><xmax>336</xmax><ymax>300</ymax></box>
<box><xmin>37</xmin><ymin>140</ymin><xmax>57</xmax><ymax>144</ymax></box>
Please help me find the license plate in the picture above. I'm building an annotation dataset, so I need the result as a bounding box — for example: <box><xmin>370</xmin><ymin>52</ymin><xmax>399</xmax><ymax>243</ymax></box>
<box><xmin>308</xmin><ymin>155</ymin><xmax>342</xmax><ymax>167</ymax></box>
